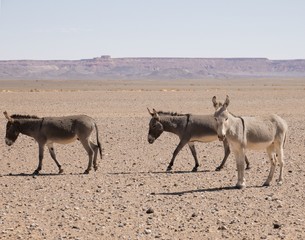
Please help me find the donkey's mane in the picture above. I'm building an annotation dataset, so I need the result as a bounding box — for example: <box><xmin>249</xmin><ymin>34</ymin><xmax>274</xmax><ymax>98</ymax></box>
<box><xmin>157</xmin><ymin>111</ymin><xmax>190</xmax><ymax>116</ymax></box>
<box><xmin>11</xmin><ymin>114</ymin><xmax>41</xmax><ymax>119</ymax></box>
<box><xmin>230</xmin><ymin>112</ymin><xmax>238</xmax><ymax>118</ymax></box>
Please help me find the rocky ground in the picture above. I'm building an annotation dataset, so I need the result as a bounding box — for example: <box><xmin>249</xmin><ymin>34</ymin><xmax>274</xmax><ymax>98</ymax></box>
<box><xmin>0</xmin><ymin>79</ymin><xmax>304</xmax><ymax>239</ymax></box>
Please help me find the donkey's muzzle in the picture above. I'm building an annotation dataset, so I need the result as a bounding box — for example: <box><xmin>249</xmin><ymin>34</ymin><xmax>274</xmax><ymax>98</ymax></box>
<box><xmin>5</xmin><ymin>138</ymin><xmax>13</xmax><ymax>146</ymax></box>
<box><xmin>218</xmin><ymin>135</ymin><xmax>226</xmax><ymax>141</ymax></box>
<box><xmin>148</xmin><ymin>135</ymin><xmax>155</xmax><ymax>144</ymax></box>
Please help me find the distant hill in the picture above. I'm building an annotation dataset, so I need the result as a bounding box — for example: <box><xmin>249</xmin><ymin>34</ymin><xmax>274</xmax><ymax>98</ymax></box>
<box><xmin>1</xmin><ymin>56</ymin><xmax>305</xmax><ymax>80</ymax></box>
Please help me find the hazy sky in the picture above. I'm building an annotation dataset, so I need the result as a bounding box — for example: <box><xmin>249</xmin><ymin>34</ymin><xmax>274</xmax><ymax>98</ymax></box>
<box><xmin>0</xmin><ymin>0</ymin><xmax>304</xmax><ymax>60</ymax></box>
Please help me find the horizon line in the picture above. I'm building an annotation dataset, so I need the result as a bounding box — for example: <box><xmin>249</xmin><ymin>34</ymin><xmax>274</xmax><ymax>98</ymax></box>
<box><xmin>1</xmin><ymin>56</ymin><xmax>305</xmax><ymax>61</ymax></box>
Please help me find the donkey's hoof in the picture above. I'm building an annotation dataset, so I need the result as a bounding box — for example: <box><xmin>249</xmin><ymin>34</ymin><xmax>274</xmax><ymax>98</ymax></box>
<box><xmin>263</xmin><ymin>182</ymin><xmax>270</xmax><ymax>187</ymax></box>
<box><xmin>276</xmin><ymin>180</ymin><xmax>283</xmax><ymax>185</ymax></box>
<box><xmin>32</xmin><ymin>170</ymin><xmax>40</xmax><ymax>175</ymax></box>
<box><xmin>83</xmin><ymin>169</ymin><xmax>90</xmax><ymax>174</ymax></box>
<box><xmin>191</xmin><ymin>167</ymin><xmax>198</xmax><ymax>172</ymax></box>
<box><xmin>58</xmin><ymin>169</ymin><xmax>64</xmax><ymax>174</ymax></box>
<box><xmin>94</xmin><ymin>166</ymin><xmax>98</xmax><ymax>171</ymax></box>
<box><xmin>236</xmin><ymin>183</ymin><xmax>246</xmax><ymax>189</ymax></box>
<box><xmin>215</xmin><ymin>166</ymin><xmax>222</xmax><ymax>171</ymax></box>
<box><xmin>166</xmin><ymin>167</ymin><xmax>172</xmax><ymax>172</ymax></box>
<box><xmin>245</xmin><ymin>166</ymin><xmax>251</xmax><ymax>170</ymax></box>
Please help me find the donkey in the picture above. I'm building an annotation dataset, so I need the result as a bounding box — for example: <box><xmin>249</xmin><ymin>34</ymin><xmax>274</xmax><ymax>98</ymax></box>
<box><xmin>147</xmin><ymin>108</ymin><xmax>250</xmax><ymax>172</ymax></box>
<box><xmin>3</xmin><ymin>111</ymin><xmax>102</xmax><ymax>175</ymax></box>
<box><xmin>212</xmin><ymin>96</ymin><xmax>288</xmax><ymax>189</ymax></box>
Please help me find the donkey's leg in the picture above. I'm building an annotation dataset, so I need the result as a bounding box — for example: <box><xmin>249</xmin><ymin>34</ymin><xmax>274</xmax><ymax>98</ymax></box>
<box><xmin>80</xmin><ymin>139</ymin><xmax>94</xmax><ymax>174</ymax></box>
<box><xmin>263</xmin><ymin>146</ymin><xmax>276</xmax><ymax>186</ymax></box>
<box><xmin>215</xmin><ymin>139</ymin><xmax>230</xmax><ymax>171</ymax></box>
<box><xmin>234</xmin><ymin>149</ymin><xmax>246</xmax><ymax>189</ymax></box>
<box><xmin>167</xmin><ymin>139</ymin><xmax>188</xmax><ymax>171</ymax></box>
<box><xmin>216</xmin><ymin>140</ymin><xmax>250</xmax><ymax>171</ymax></box>
<box><xmin>47</xmin><ymin>143</ymin><xmax>63</xmax><ymax>174</ymax></box>
<box><xmin>275</xmin><ymin>145</ymin><xmax>284</xmax><ymax>185</ymax></box>
<box><xmin>33</xmin><ymin>144</ymin><xmax>45</xmax><ymax>175</ymax></box>
<box><xmin>245</xmin><ymin>155</ymin><xmax>250</xmax><ymax>170</ymax></box>
<box><xmin>90</xmin><ymin>141</ymin><xmax>99</xmax><ymax>171</ymax></box>
<box><xmin>188</xmin><ymin>142</ymin><xmax>199</xmax><ymax>172</ymax></box>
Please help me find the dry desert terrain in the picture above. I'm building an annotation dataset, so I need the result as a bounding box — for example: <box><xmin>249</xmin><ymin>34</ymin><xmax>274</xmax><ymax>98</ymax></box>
<box><xmin>0</xmin><ymin>79</ymin><xmax>304</xmax><ymax>239</ymax></box>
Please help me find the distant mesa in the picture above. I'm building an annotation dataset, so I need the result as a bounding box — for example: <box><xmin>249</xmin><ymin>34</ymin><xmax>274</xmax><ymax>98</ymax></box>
<box><xmin>100</xmin><ymin>55</ymin><xmax>111</xmax><ymax>59</ymax></box>
<box><xmin>0</xmin><ymin>56</ymin><xmax>305</xmax><ymax>80</ymax></box>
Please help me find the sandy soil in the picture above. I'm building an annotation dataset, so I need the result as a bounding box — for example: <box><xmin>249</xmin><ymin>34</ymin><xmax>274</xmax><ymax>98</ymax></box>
<box><xmin>0</xmin><ymin>79</ymin><xmax>304</xmax><ymax>240</ymax></box>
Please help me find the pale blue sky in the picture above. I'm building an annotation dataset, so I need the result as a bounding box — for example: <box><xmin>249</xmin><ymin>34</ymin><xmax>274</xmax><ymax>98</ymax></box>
<box><xmin>0</xmin><ymin>0</ymin><xmax>304</xmax><ymax>60</ymax></box>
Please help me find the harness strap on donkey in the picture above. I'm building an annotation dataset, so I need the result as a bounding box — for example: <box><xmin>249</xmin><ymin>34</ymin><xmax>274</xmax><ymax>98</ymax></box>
<box><xmin>238</xmin><ymin>116</ymin><xmax>246</xmax><ymax>147</ymax></box>
<box><xmin>183</xmin><ymin>114</ymin><xmax>191</xmax><ymax>133</ymax></box>
<box><xmin>39</xmin><ymin>118</ymin><xmax>44</xmax><ymax>131</ymax></box>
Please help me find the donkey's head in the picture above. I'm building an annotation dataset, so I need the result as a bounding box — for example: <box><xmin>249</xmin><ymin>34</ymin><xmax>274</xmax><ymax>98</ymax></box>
<box><xmin>147</xmin><ymin>108</ymin><xmax>164</xmax><ymax>144</ymax></box>
<box><xmin>3</xmin><ymin>111</ymin><xmax>20</xmax><ymax>146</ymax></box>
<box><xmin>212</xmin><ymin>96</ymin><xmax>230</xmax><ymax>141</ymax></box>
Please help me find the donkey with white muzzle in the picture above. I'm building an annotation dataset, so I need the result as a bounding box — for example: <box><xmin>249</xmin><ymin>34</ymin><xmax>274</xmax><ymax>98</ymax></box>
<box><xmin>212</xmin><ymin>96</ymin><xmax>288</xmax><ymax>189</ymax></box>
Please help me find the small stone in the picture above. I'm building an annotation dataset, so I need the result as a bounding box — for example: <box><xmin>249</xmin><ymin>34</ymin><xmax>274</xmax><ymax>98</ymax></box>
<box><xmin>144</xmin><ymin>229</ymin><xmax>151</xmax><ymax>234</ymax></box>
<box><xmin>218</xmin><ymin>225</ymin><xmax>227</xmax><ymax>230</ymax></box>
<box><xmin>146</xmin><ymin>208</ymin><xmax>154</xmax><ymax>214</ymax></box>
<box><xmin>273</xmin><ymin>223</ymin><xmax>281</xmax><ymax>229</ymax></box>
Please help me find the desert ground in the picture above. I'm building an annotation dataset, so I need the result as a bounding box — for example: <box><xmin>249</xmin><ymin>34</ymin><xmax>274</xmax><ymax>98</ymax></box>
<box><xmin>0</xmin><ymin>79</ymin><xmax>304</xmax><ymax>240</ymax></box>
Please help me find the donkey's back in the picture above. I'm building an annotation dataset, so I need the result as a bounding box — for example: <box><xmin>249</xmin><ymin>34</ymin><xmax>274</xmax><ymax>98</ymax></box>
<box><xmin>184</xmin><ymin>114</ymin><xmax>218</xmax><ymax>142</ymax></box>
<box><xmin>242</xmin><ymin>114</ymin><xmax>287</xmax><ymax>150</ymax></box>
<box><xmin>41</xmin><ymin>115</ymin><xmax>96</xmax><ymax>143</ymax></box>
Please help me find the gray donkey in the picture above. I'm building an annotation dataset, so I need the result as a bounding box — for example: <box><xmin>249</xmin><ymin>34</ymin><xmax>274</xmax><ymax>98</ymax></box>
<box><xmin>3</xmin><ymin>111</ymin><xmax>102</xmax><ymax>175</ymax></box>
<box><xmin>147</xmin><ymin>108</ymin><xmax>249</xmax><ymax>172</ymax></box>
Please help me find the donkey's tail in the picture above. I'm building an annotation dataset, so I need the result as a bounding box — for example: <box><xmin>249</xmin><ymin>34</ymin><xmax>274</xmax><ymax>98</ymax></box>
<box><xmin>94</xmin><ymin>123</ymin><xmax>102</xmax><ymax>159</ymax></box>
<box><xmin>239</xmin><ymin>116</ymin><xmax>247</xmax><ymax>147</ymax></box>
<box><xmin>283</xmin><ymin>132</ymin><xmax>287</xmax><ymax>149</ymax></box>
<box><xmin>282</xmin><ymin>120</ymin><xmax>288</xmax><ymax>149</ymax></box>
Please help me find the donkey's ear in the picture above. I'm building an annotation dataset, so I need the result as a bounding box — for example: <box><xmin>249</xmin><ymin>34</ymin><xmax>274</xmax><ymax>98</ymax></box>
<box><xmin>3</xmin><ymin>111</ymin><xmax>13</xmax><ymax>122</ymax></box>
<box><xmin>152</xmin><ymin>108</ymin><xmax>160</xmax><ymax>120</ymax></box>
<box><xmin>147</xmin><ymin>108</ymin><xmax>154</xmax><ymax>116</ymax></box>
<box><xmin>212</xmin><ymin>96</ymin><xmax>219</xmax><ymax>109</ymax></box>
<box><xmin>223</xmin><ymin>95</ymin><xmax>230</xmax><ymax>108</ymax></box>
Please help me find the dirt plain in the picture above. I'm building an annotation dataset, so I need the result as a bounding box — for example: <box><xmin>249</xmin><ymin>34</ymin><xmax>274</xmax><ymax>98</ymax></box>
<box><xmin>0</xmin><ymin>79</ymin><xmax>304</xmax><ymax>240</ymax></box>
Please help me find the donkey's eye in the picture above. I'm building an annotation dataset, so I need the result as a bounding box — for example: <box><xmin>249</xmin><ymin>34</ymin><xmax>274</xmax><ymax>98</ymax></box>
<box><xmin>152</xmin><ymin>125</ymin><xmax>156</xmax><ymax>129</ymax></box>
<box><xmin>225</xmin><ymin>118</ymin><xmax>228</xmax><ymax>121</ymax></box>
<box><xmin>214</xmin><ymin>118</ymin><xmax>218</xmax><ymax>122</ymax></box>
